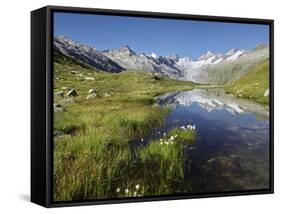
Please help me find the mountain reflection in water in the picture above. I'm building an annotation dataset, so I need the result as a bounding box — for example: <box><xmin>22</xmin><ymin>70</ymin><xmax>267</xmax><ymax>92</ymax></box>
<box><xmin>153</xmin><ymin>88</ymin><xmax>269</xmax><ymax>192</ymax></box>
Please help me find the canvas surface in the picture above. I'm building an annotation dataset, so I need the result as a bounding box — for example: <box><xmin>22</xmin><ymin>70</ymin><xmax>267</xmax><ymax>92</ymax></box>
<box><xmin>52</xmin><ymin>11</ymin><xmax>271</xmax><ymax>202</ymax></box>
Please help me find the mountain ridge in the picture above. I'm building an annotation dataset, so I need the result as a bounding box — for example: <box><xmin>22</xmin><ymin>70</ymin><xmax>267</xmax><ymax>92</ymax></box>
<box><xmin>53</xmin><ymin>35</ymin><xmax>269</xmax><ymax>84</ymax></box>
<box><xmin>54</xmin><ymin>36</ymin><xmax>124</xmax><ymax>73</ymax></box>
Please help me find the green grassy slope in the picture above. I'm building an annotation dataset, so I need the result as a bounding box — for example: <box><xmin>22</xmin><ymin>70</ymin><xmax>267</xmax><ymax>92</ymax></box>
<box><xmin>197</xmin><ymin>46</ymin><xmax>269</xmax><ymax>85</ymax></box>
<box><xmin>225</xmin><ymin>59</ymin><xmax>269</xmax><ymax>104</ymax></box>
<box><xmin>53</xmin><ymin>54</ymin><xmax>198</xmax><ymax>201</ymax></box>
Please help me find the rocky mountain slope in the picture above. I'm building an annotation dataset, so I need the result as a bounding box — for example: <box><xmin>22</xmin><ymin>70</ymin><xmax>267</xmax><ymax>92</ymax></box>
<box><xmin>102</xmin><ymin>47</ymin><xmax>183</xmax><ymax>79</ymax></box>
<box><xmin>54</xmin><ymin>36</ymin><xmax>269</xmax><ymax>85</ymax></box>
<box><xmin>54</xmin><ymin>36</ymin><xmax>124</xmax><ymax>73</ymax></box>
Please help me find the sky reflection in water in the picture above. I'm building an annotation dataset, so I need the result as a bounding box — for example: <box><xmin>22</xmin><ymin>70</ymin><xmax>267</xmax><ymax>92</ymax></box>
<box><xmin>154</xmin><ymin>88</ymin><xmax>269</xmax><ymax>192</ymax></box>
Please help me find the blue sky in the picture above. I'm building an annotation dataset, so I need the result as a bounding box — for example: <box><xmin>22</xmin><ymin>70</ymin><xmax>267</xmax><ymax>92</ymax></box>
<box><xmin>54</xmin><ymin>12</ymin><xmax>269</xmax><ymax>59</ymax></box>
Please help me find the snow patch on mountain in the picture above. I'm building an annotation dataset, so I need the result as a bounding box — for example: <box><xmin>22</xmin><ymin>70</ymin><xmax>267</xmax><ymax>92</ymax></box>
<box><xmin>224</xmin><ymin>49</ymin><xmax>245</xmax><ymax>61</ymax></box>
<box><xmin>54</xmin><ymin>35</ymin><xmax>269</xmax><ymax>84</ymax></box>
<box><xmin>150</xmin><ymin>53</ymin><xmax>158</xmax><ymax>59</ymax></box>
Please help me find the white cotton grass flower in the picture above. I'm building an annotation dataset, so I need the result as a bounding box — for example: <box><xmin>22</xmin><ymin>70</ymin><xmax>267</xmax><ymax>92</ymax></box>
<box><xmin>116</xmin><ymin>187</ymin><xmax>120</xmax><ymax>193</ymax></box>
<box><xmin>187</xmin><ymin>125</ymin><xmax>195</xmax><ymax>130</ymax></box>
<box><xmin>135</xmin><ymin>184</ymin><xmax>140</xmax><ymax>190</ymax></box>
<box><xmin>141</xmin><ymin>138</ymin><xmax>144</xmax><ymax>142</ymax></box>
<box><xmin>181</xmin><ymin>124</ymin><xmax>196</xmax><ymax>131</ymax></box>
<box><xmin>187</xmin><ymin>125</ymin><xmax>194</xmax><ymax>130</ymax></box>
<box><xmin>125</xmin><ymin>188</ymin><xmax>129</xmax><ymax>194</ymax></box>
<box><xmin>163</xmin><ymin>132</ymin><xmax>166</xmax><ymax>136</ymax></box>
<box><xmin>133</xmin><ymin>191</ymin><xmax>137</xmax><ymax>197</ymax></box>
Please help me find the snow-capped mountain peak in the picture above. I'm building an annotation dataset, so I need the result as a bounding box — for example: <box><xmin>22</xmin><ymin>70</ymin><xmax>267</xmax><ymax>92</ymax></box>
<box><xmin>226</xmin><ymin>48</ymin><xmax>238</xmax><ymax>55</ymax></box>
<box><xmin>150</xmin><ymin>52</ymin><xmax>158</xmax><ymax>59</ymax></box>
<box><xmin>167</xmin><ymin>54</ymin><xmax>180</xmax><ymax>61</ymax></box>
<box><xmin>198</xmin><ymin>50</ymin><xmax>215</xmax><ymax>61</ymax></box>
<box><xmin>225</xmin><ymin>48</ymin><xmax>245</xmax><ymax>61</ymax></box>
<box><xmin>176</xmin><ymin>57</ymin><xmax>192</xmax><ymax>68</ymax></box>
<box><xmin>54</xmin><ymin>35</ymin><xmax>269</xmax><ymax>84</ymax></box>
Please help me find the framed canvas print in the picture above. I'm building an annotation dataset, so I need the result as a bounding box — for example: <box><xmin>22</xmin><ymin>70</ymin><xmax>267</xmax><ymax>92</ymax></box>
<box><xmin>31</xmin><ymin>5</ymin><xmax>274</xmax><ymax>207</ymax></box>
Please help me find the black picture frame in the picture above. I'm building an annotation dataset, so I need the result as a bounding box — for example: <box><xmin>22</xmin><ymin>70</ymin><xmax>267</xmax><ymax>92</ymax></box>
<box><xmin>31</xmin><ymin>5</ymin><xmax>274</xmax><ymax>208</ymax></box>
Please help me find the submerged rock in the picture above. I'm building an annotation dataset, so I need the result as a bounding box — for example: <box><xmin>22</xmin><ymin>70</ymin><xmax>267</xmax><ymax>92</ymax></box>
<box><xmin>220</xmin><ymin>158</ymin><xmax>241</xmax><ymax>171</ymax></box>
<box><xmin>229</xmin><ymin>154</ymin><xmax>238</xmax><ymax>159</ymax></box>
<box><xmin>206</xmin><ymin>158</ymin><xmax>216</xmax><ymax>163</ymax></box>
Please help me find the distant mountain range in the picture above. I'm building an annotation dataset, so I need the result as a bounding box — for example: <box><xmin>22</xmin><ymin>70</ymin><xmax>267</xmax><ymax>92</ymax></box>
<box><xmin>54</xmin><ymin>36</ymin><xmax>269</xmax><ymax>84</ymax></box>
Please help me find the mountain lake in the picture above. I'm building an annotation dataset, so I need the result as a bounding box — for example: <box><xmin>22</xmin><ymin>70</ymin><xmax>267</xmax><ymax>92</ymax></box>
<box><xmin>134</xmin><ymin>88</ymin><xmax>270</xmax><ymax>193</ymax></box>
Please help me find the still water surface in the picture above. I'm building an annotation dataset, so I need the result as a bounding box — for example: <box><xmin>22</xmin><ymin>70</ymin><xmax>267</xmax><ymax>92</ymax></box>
<box><xmin>150</xmin><ymin>88</ymin><xmax>269</xmax><ymax>192</ymax></box>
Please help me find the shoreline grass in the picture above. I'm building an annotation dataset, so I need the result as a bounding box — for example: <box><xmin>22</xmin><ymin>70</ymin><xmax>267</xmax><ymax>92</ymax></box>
<box><xmin>53</xmin><ymin>55</ymin><xmax>198</xmax><ymax>201</ymax></box>
<box><xmin>138</xmin><ymin>127</ymin><xmax>196</xmax><ymax>195</ymax></box>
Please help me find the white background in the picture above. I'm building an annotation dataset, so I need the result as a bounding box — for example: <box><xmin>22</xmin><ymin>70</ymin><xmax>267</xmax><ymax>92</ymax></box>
<box><xmin>0</xmin><ymin>0</ymin><xmax>279</xmax><ymax>212</ymax></box>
